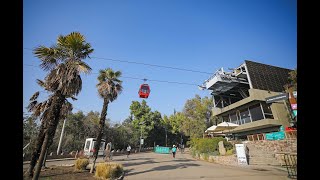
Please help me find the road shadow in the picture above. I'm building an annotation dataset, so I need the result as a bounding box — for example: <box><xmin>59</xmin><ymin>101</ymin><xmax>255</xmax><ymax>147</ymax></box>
<box><xmin>162</xmin><ymin>158</ymin><xmax>195</xmax><ymax>163</ymax></box>
<box><xmin>115</xmin><ymin>157</ymin><xmax>153</xmax><ymax>161</ymax></box>
<box><xmin>126</xmin><ymin>163</ymin><xmax>200</xmax><ymax>177</ymax></box>
<box><xmin>122</xmin><ymin>160</ymin><xmax>159</xmax><ymax>167</ymax></box>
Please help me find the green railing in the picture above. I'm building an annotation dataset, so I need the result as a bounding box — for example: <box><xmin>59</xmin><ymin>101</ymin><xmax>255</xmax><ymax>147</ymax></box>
<box><xmin>154</xmin><ymin>146</ymin><xmax>170</xmax><ymax>154</ymax></box>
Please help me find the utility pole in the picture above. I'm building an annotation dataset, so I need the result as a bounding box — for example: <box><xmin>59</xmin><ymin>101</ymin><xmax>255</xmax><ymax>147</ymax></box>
<box><xmin>57</xmin><ymin>118</ymin><xmax>67</xmax><ymax>155</ymax></box>
<box><xmin>164</xmin><ymin>127</ymin><xmax>167</xmax><ymax>147</ymax></box>
<box><xmin>139</xmin><ymin>122</ymin><xmax>144</xmax><ymax>152</ymax></box>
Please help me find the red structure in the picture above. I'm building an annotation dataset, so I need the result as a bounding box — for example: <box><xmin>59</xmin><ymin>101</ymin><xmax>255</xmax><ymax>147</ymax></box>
<box><xmin>138</xmin><ymin>84</ymin><xmax>150</xmax><ymax>98</ymax></box>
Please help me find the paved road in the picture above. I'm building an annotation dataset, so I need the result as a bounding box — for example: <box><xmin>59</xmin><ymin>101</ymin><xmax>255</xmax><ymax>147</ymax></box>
<box><xmin>24</xmin><ymin>152</ymin><xmax>290</xmax><ymax>180</ymax></box>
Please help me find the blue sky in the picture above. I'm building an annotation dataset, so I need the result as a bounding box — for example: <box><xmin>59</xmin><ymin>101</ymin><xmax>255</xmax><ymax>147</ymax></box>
<box><xmin>23</xmin><ymin>0</ymin><xmax>297</xmax><ymax>124</ymax></box>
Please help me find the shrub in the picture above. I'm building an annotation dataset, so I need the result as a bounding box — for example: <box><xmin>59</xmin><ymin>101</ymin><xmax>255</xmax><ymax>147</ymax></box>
<box><xmin>95</xmin><ymin>162</ymin><xmax>124</xmax><ymax>179</ymax></box>
<box><xmin>210</xmin><ymin>151</ymin><xmax>219</xmax><ymax>156</ymax></box>
<box><xmin>223</xmin><ymin>140</ymin><xmax>233</xmax><ymax>151</ymax></box>
<box><xmin>75</xmin><ymin>158</ymin><xmax>89</xmax><ymax>171</ymax></box>
<box><xmin>203</xmin><ymin>153</ymin><xmax>209</xmax><ymax>161</ymax></box>
<box><xmin>189</xmin><ymin>137</ymin><xmax>234</xmax><ymax>154</ymax></box>
<box><xmin>225</xmin><ymin>149</ymin><xmax>234</xmax><ymax>155</ymax></box>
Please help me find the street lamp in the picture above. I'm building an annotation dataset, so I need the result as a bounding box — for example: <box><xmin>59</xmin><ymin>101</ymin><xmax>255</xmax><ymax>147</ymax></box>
<box><xmin>164</xmin><ymin>126</ymin><xmax>167</xmax><ymax>147</ymax></box>
<box><xmin>139</xmin><ymin>122</ymin><xmax>145</xmax><ymax>152</ymax></box>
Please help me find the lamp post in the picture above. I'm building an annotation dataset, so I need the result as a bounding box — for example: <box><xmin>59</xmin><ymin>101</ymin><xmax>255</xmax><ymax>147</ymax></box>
<box><xmin>139</xmin><ymin>122</ymin><xmax>145</xmax><ymax>152</ymax></box>
<box><xmin>164</xmin><ymin>127</ymin><xmax>167</xmax><ymax>147</ymax></box>
<box><xmin>57</xmin><ymin>118</ymin><xmax>67</xmax><ymax>155</ymax></box>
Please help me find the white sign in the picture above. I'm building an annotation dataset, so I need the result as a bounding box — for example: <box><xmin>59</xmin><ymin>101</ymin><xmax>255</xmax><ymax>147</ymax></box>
<box><xmin>235</xmin><ymin>144</ymin><xmax>248</xmax><ymax>165</ymax></box>
<box><xmin>140</xmin><ymin>139</ymin><xmax>144</xmax><ymax>145</ymax></box>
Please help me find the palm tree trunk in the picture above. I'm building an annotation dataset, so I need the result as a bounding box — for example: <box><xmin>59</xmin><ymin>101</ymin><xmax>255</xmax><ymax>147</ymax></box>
<box><xmin>90</xmin><ymin>98</ymin><xmax>109</xmax><ymax>173</ymax></box>
<box><xmin>32</xmin><ymin>133</ymin><xmax>49</xmax><ymax>180</ymax></box>
<box><xmin>27</xmin><ymin>121</ymin><xmax>46</xmax><ymax>177</ymax></box>
<box><xmin>31</xmin><ymin>92</ymin><xmax>65</xmax><ymax>179</ymax></box>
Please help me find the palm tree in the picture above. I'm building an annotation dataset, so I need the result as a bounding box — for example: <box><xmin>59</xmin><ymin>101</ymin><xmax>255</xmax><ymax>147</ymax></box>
<box><xmin>26</xmin><ymin>32</ymin><xmax>93</xmax><ymax>180</ymax></box>
<box><xmin>90</xmin><ymin>68</ymin><xmax>123</xmax><ymax>173</ymax></box>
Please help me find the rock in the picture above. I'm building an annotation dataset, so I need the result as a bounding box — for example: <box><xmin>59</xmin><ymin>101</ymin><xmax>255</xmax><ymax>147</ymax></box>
<box><xmin>218</xmin><ymin>141</ymin><xmax>226</xmax><ymax>155</ymax></box>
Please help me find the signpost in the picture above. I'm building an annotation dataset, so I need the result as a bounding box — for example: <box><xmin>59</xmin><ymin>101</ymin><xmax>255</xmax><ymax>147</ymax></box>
<box><xmin>235</xmin><ymin>144</ymin><xmax>248</xmax><ymax>165</ymax></box>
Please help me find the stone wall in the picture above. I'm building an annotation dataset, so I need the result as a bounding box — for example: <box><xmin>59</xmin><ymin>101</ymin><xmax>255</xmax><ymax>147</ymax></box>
<box><xmin>245</xmin><ymin>139</ymin><xmax>297</xmax><ymax>166</ymax></box>
<box><xmin>245</xmin><ymin>140</ymin><xmax>297</xmax><ymax>154</ymax></box>
<box><xmin>195</xmin><ymin>153</ymin><xmax>238</xmax><ymax>166</ymax></box>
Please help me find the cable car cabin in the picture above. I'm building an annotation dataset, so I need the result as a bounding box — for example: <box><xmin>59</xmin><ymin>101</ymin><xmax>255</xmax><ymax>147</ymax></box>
<box><xmin>83</xmin><ymin>138</ymin><xmax>106</xmax><ymax>157</ymax></box>
<box><xmin>139</xmin><ymin>84</ymin><xmax>150</xmax><ymax>98</ymax></box>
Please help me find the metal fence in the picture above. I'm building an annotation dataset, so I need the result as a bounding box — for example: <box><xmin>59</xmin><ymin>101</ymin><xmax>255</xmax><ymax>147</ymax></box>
<box><xmin>283</xmin><ymin>153</ymin><xmax>297</xmax><ymax>179</ymax></box>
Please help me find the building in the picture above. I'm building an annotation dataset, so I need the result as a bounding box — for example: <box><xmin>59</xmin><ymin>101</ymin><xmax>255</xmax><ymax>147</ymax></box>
<box><xmin>202</xmin><ymin>60</ymin><xmax>293</xmax><ymax>140</ymax></box>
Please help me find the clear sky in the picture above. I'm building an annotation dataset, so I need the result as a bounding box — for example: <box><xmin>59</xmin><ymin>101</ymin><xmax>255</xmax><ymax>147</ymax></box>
<box><xmin>23</xmin><ymin>0</ymin><xmax>297</xmax><ymax>124</ymax></box>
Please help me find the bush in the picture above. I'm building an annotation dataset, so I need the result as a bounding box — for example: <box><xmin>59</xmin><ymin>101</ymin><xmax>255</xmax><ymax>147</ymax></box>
<box><xmin>189</xmin><ymin>137</ymin><xmax>234</xmax><ymax>154</ymax></box>
<box><xmin>225</xmin><ymin>149</ymin><xmax>234</xmax><ymax>155</ymax></box>
<box><xmin>210</xmin><ymin>151</ymin><xmax>219</xmax><ymax>156</ymax></box>
<box><xmin>75</xmin><ymin>158</ymin><xmax>89</xmax><ymax>171</ymax></box>
<box><xmin>203</xmin><ymin>153</ymin><xmax>209</xmax><ymax>161</ymax></box>
<box><xmin>95</xmin><ymin>162</ymin><xmax>124</xmax><ymax>179</ymax></box>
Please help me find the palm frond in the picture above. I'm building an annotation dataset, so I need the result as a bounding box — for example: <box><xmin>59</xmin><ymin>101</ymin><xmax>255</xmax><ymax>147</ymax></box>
<box><xmin>29</xmin><ymin>92</ymin><xmax>40</xmax><ymax>101</ymax></box>
<box><xmin>27</xmin><ymin>100</ymin><xmax>37</xmax><ymax>112</ymax></box>
<box><xmin>33</xmin><ymin>46</ymin><xmax>59</xmax><ymax>71</ymax></box>
<box><xmin>76</xmin><ymin>61</ymin><xmax>92</xmax><ymax>74</ymax></box>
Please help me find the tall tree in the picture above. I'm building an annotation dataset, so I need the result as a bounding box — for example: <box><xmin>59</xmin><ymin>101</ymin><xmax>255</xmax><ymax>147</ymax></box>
<box><xmin>181</xmin><ymin>95</ymin><xmax>208</xmax><ymax>138</ymax></box>
<box><xmin>26</xmin><ymin>32</ymin><xmax>93</xmax><ymax>179</ymax></box>
<box><xmin>91</xmin><ymin>68</ymin><xmax>123</xmax><ymax>173</ymax></box>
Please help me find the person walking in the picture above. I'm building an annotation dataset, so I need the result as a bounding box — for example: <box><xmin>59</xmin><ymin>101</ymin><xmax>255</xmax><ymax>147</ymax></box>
<box><xmin>126</xmin><ymin>144</ymin><xmax>131</xmax><ymax>158</ymax></box>
<box><xmin>172</xmin><ymin>145</ymin><xmax>177</xmax><ymax>158</ymax></box>
<box><xmin>104</xmin><ymin>142</ymin><xmax>112</xmax><ymax>161</ymax></box>
<box><xmin>180</xmin><ymin>144</ymin><xmax>184</xmax><ymax>154</ymax></box>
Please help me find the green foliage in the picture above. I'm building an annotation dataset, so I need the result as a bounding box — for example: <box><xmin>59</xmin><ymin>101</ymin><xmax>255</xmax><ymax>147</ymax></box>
<box><xmin>129</xmin><ymin>100</ymin><xmax>166</xmax><ymax>147</ymax></box>
<box><xmin>180</xmin><ymin>95</ymin><xmax>215</xmax><ymax>139</ymax></box>
<box><xmin>226</xmin><ymin>149</ymin><xmax>234</xmax><ymax>155</ymax></box>
<box><xmin>203</xmin><ymin>153</ymin><xmax>209</xmax><ymax>161</ymax></box>
<box><xmin>224</xmin><ymin>141</ymin><xmax>233</xmax><ymax>151</ymax></box>
<box><xmin>189</xmin><ymin>137</ymin><xmax>233</xmax><ymax>155</ymax></box>
<box><xmin>211</xmin><ymin>151</ymin><xmax>219</xmax><ymax>156</ymax></box>
<box><xmin>47</xmin><ymin>110</ymin><xmax>102</xmax><ymax>153</ymax></box>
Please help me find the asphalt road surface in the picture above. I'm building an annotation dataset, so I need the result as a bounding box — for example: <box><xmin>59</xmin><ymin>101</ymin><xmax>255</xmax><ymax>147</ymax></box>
<box><xmin>23</xmin><ymin>151</ymin><xmax>290</xmax><ymax>180</ymax></box>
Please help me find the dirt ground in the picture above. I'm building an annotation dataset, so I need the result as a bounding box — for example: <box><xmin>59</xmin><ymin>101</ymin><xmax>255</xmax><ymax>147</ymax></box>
<box><xmin>23</xmin><ymin>166</ymin><xmax>96</xmax><ymax>180</ymax></box>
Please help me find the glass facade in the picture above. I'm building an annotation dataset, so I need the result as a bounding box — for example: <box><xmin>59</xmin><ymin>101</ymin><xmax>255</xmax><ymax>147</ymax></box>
<box><xmin>230</xmin><ymin>113</ymin><xmax>238</xmax><ymax>124</ymax></box>
<box><xmin>261</xmin><ymin>102</ymin><xmax>274</xmax><ymax>119</ymax></box>
<box><xmin>220</xmin><ymin>102</ymin><xmax>274</xmax><ymax>125</ymax></box>
<box><xmin>240</xmin><ymin>109</ymin><xmax>251</xmax><ymax>124</ymax></box>
<box><xmin>249</xmin><ymin>104</ymin><xmax>264</xmax><ymax>121</ymax></box>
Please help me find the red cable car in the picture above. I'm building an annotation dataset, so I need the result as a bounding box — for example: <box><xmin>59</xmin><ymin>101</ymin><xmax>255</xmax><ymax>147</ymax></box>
<box><xmin>139</xmin><ymin>84</ymin><xmax>150</xmax><ymax>98</ymax></box>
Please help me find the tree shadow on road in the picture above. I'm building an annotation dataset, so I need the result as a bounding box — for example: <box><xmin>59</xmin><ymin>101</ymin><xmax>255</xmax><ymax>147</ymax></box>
<box><xmin>126</xmin><ymin>163</ymin><xmax>200</xmax><ymax>177</ymax></box>
<box><xmin>122</xmin><ymin>160</ymin><xmax>160</xmax><ymax>167</ymax></box>
<box><xmin>161</xmin><ymin>159</ymin><xmax>195</xmax><ymax>163</ymax></box>
<box><xmin>115</xmin><ymin>157</ymin><xmax>153</xmax><ymax>161</ymax></box>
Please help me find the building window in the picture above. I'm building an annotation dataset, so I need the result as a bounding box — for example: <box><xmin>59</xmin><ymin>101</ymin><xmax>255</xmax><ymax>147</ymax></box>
<box><xmin>85</xmin><ymin>141</ymin><xmax>90</xmax><ymax>150</ymax></box>
<box><xmin>249</xmin><ymin>104</ymin><xmax>264</xmax><ymax>121</ymax></box>
<box><xmin>261</xmin><ymin>102</ymin><xmax>274</xmax><ymax>119</ymax></box>
<box><xmin>230</xmin><ymin>113</ymin><xmax>238</xmax><ymax>124</ymax></box>
<box><xmin>240</xmin><ymin>109</ymin><xmax>251</xmax><ymax>124</ymax></box>
<box><xmin>222</xmin><ymin>115</ymin><xmax>229</xmax><ymax>122</ymax></box>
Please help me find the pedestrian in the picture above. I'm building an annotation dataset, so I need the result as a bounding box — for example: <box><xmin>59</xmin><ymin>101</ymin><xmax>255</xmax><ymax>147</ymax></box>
<box><xmin>126</xmin><ymin>144</ymin><xmax>131</xmax><ymax>158</ymax></box>
<box><xmin>172</xmin><ymin>145</ymin><xmax>177</xmax><ymax>158</ymax></box>
<box><xmin>181</xmin><ymin>144</ymin><xmax>185</xmax><ymax>153</ymax></box>
<box><xmin>104</xmin><ymin>142</ymin><xmax>112</xmax><ymax>161</ymax></box>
